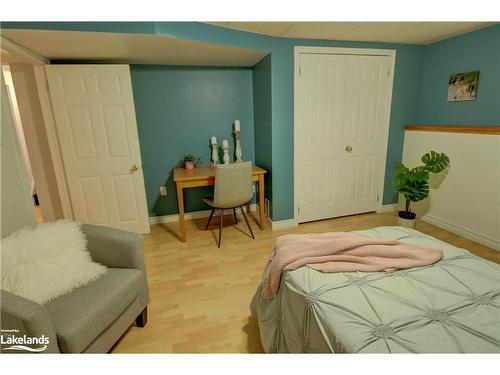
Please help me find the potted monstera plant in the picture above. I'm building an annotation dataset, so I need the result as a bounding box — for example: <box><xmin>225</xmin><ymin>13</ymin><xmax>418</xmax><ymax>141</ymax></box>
<box><xmin>393</xmin><ymin>150</ymin><xmax>450</xmax><ymax>228</ymax></box>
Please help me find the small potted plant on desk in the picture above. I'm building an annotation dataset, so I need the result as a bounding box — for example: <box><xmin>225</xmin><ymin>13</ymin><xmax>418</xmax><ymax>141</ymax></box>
<box><xmin>393</xmin><ymin>150</ymin><xmax>450</xmax><ymax>228</ymax></box>
<box><xmin>177</xmin><ymin>154</ymin><xmax>202</xmax><ymax>170</ymax></box>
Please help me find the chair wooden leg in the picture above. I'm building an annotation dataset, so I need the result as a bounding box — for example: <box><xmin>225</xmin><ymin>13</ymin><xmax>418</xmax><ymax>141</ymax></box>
<box><xmin>135</xmin><ymin>306</ymin><xmax>148</xmax><ymax>327</ymax></box>
<box><xmin>240</xmin><ymin>206</ymin><xmax>255</xmax><ymax>239</ymax></box>
<box><xmin>218</xmin><ymin>209</ymin><xmax>224</xmax><ymax>248</ymax></box>
<box><xmin>233</xmin><ymin>208</ymin><xmax>238</xmax><ymax>224</ymax></box>
<box><xmin>205</xmin><ymin>208</ymin><xmax>215</xmax><ymax>230</ymax></box>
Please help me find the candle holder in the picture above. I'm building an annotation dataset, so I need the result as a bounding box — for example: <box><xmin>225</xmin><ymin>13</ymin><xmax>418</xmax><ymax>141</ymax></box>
<box><xmin>234</xmin><ymin>130</ymin><xmax>242</xmax><ymax>163</ymax></box>
<box><xmin>222</xmin><ymin>141</ymin><xmax>230</xmax><ymax>165</ymax></box>
<box><xmin>211</xmin><ymin>140</ymin><xmax>219</xmax><ymax>167</ymax></box>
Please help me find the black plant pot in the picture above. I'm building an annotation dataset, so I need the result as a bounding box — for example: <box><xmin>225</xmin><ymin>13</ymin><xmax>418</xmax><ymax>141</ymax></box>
<box><xmin>398</xmin><ymin>210</ymin><xmax>416</xmax><ymax>228</ymax></box>
<box><xmin>398</xmin><ymin>211</ymin><xmax>416</xmax><ymax>220</ymax></box>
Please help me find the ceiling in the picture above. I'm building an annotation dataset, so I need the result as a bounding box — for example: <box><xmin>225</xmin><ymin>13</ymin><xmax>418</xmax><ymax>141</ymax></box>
<box><xmin>1</xmin><ymin>23</ymin><xmax>495</xmax><ymax>66</ymax></box>
<box><xmin>0</xmin><ymin>29</ymin><xmax>267</xmax><ymax>66</ymax></box>
<box><xmin>208</xmin><ymin>22</ymin><xmax>496</xmax><ymax>45</ymax></box>
<box><xmin>0</xmin><ymin>45</ymin><xmax>40</xmax><ymax>64</ymax></box>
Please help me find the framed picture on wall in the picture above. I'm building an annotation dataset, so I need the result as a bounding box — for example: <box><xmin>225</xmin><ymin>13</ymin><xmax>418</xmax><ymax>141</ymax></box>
<box><xmin>447</xmin><ymin>71</ymin><xmax>480</xmax><ymax>102</ymax></box>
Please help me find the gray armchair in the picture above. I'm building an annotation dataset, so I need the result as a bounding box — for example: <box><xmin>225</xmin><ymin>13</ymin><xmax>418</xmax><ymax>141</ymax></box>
<box><xmin>0</xmin><ymin>224</ymin><xmax>150</xmax><ymax>353</ymax></box>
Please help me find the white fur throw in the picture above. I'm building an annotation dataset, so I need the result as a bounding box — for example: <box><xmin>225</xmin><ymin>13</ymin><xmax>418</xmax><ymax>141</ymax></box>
<box><xmin>1</xmin><ymin>220</ymin><xmax>106</xmax><ymax>304</ymax></box>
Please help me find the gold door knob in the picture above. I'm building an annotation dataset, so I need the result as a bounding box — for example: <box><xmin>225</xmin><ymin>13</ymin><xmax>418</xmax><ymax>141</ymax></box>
<box><xmin>345</xmin><ymin>145</ymin><xmax>353</xmax><ymax>153</ymax></box>
<box><xmin>130</xmin><ymin>164</ymin><xmax>139</xmax><ymax>174</ymax></box>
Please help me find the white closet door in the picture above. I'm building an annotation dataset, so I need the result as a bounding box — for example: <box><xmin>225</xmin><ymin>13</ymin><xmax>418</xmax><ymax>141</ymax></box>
<box><xmin>297</xmin><ymin>53</ymin><xmax>391</xmax><ymax>223</ymax></box>
<box><xmin>46</xmin><ymin>64</ymin><xmax>150</xmax><ymax>233</ymax></box>
<box><xmin>297</xmin><ymin>54</ymin><xmax>348</xmax><ymax>222</ymax></box>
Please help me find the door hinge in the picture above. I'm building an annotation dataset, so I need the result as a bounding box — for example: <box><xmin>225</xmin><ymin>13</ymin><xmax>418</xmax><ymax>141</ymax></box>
<box><xmin>298</xmin><ymin>206</ymin><xmax>301</xmax><ymax>214</ymax></box>
<box><xmin>377</xmin><ymin>195</ymin><xmax>380</xmax><ymax>202</ymax></box>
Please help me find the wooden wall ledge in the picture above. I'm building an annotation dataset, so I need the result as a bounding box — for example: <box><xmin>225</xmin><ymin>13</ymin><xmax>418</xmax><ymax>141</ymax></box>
<box><xmin>405</xmin><ymin>125</ymin><xmax>500</xmax><ymax>135</ymax></box>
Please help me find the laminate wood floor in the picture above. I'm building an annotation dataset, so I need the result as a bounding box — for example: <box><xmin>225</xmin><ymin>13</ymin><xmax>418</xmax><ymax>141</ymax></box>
<box><xmin>111</xmin><ymin>211</ymin><xmax>499</xmax><ymax>353</ymax></box>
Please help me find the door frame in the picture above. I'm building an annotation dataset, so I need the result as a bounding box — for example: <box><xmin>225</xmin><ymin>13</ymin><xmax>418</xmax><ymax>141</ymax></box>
<box><xmin>293</xmin><ymin>46</ymin><xmax>396</xmax><ymax>223</ymax></box>
<box><xmin>1</xmin><ymin>36</ymin><xmax>74</xmax><ymax>220</ymax></box>
<box><xmin>34</xmin><ymin>66</ymin><xmax>74</xmax><ymax>219</ymax></box>
<box><xmin>0</xmin><ymin>36</ymin><xmax>48</xmax><ymax>65</ymax></box>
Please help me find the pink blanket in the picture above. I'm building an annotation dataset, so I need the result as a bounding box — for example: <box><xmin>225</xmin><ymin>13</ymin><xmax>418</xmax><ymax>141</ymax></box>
<box><xmin>263</xmin><ymin>232</ymin><xmax>443</xmax><ymax>299</ymax></box>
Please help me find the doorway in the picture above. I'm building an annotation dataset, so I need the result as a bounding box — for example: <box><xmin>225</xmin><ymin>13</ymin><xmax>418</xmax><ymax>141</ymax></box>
<box><xmin>294</xmin><ymin>47</ymin><xmax>395</xmax><ymax>223</ymax></box>
<box><xmin>1</xmin><ymin>63</ymin><xmax>64</xmax><ymax>224</ymax></box>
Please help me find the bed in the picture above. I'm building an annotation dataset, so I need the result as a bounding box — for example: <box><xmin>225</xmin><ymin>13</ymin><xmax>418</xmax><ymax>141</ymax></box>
<box><xmin>250</xmin><ymin>226</ymin><xmax>500</xmax><ymax>353</ymax></box>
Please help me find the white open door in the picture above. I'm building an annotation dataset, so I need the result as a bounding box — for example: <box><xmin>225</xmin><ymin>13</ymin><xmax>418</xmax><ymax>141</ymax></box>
<box><xmin>296</xmin><ymin>50</ymin><xmax>394</xmax><ymax>223</ymax></box>
<box><xmin>46</xmin><ymin>64</ymin><xmax>150</xmax><ymax>233</ymax></box>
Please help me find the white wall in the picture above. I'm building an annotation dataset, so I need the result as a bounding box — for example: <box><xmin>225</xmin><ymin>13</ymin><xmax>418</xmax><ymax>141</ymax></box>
<box><xmin>9</xmin><ymin>63</ymin><xmax>64</xmax><ymax>222</ymax></box>
<box><xmin>2</xmin><ymin>65</ymin><xmax>35</xmax><ymax>195</ymax></box>
<box><xmin>402</xmin><ymin>130</ymin><xmax>500</xmax><ymax>250</ymax></box>
<box><xmin>1</xmin><ymin>80</ymin><xmax>37</xmax><ymax>236</ymax></box>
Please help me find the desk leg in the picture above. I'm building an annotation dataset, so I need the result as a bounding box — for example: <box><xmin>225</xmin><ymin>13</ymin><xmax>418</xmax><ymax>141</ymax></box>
<box><xmin>176</xmin><ymin>182</ymin><xmax>186</xmax><ymax>242</ymax></box>
<box><xmin>258</xmin><ymin>174</ymin><xmax>265</xmax><ymax>230</ymax></box>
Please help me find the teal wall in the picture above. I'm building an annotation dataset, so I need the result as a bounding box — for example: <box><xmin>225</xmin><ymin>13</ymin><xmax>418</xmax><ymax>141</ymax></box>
<box><xmin>3</xmin><ymin>22</ymin><xmax>429</xmax><ymax>218</ymax></box>
<box><xmin>252</xmin><ymin>55</ymin><xmax>273</xmax><ymax>216</ymax></box>
<box><xmin>151</xmin><ymin>23</ymin><xmax>426</xmax><ymax>213</ymax></box>
<box><xmin>129</xmin><ymin>65</ymin><xmax>255</xmax><ymax>216</ymax></box>
<box><xmin>417</xmin><ymin>24</ymin><xmax>500</xmax><ymax>126</ymax></box>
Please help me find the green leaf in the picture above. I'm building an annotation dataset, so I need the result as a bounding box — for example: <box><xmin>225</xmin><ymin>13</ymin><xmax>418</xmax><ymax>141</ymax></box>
<box><xmin>421</xmin><ymin>150</ymin><xmax>450</xmax><ymax>173</ymax></box>
<box><xmin>393</xmin><ymin>150</ymin><xmax>449</xmax><ymax>205</ymax></box>
<box><xmin>409</xmin><ymin>168</ymin><xmax>429</xmax><ymax>181</ymax></box>
<box><xmin>395</xmin><ymin>163</ymin><xmax>409</xmax><ymax>174</ymax></box>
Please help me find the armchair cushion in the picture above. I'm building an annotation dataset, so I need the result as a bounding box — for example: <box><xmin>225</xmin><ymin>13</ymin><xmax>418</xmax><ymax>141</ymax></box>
<box><xmin>81</xmin><ymin>224</ymin><xmax>149</xmax><ymax>307</ymax></box>
<box><xmin>45</xmin><ymin>268</ymin><xmax>143</xmax><ymax>353</ymax></box>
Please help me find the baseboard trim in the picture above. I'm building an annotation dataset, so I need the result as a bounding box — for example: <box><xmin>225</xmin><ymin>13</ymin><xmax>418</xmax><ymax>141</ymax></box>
<box><xmin>149</xmin><ymin>204</ymin><xmax>257</xmax><ymax>225</ymax></box>
<box><xmin>266</xmin><ymin>218</ymin><xmax>299</xmax><ymax>231</ymax></box>
<box><xmin>421</xmin><ymin>213</ymin><xmax>500</xmax><ymax>251</ymax></box>
<box><xmin>378</xmin><ymin>203</ymin><xmax>398</xmax><ymax>213</ymax></box>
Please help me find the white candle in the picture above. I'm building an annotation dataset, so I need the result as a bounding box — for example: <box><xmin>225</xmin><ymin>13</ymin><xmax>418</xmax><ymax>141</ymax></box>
<box><xmin>211</xmin><ymin>136</ymin><xmax>217</xmax><ymax>145</ymax></box>
<box><xmin>222</xmin><ymin>139</ymin><xmax>228</xmax><ymax>148</ymax></box>
<box><xmin>234</xmin><ymin>120</ymin><xmax>240</xmax><ymax>131</ymax></box>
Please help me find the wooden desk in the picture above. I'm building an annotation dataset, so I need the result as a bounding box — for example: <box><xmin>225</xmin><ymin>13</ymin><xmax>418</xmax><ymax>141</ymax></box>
<box><xmin>173</xmin><ymin>165</ymin><xmax>267</xmax><ymax>242</ymax></box>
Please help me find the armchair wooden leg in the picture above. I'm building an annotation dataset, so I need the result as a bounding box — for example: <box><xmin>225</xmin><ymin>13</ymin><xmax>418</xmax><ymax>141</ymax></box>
<box><xmin>205</xmin><ymin>208</ymin><xmax>215</xmax><ymax>230</ymax></box>
<box><xmin>233</xmin><ymin>208</ymin><xmax>238</xmax><ymax>224</ymax></box>
<box><xmin>135</xmin><ymin>306</ymin><xmax>148</xmax><ymax>327</ymax></box>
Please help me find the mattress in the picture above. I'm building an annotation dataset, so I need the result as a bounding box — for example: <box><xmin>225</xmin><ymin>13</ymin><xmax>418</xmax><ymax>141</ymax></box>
<box><xmin>250</xmin><ymin>226</ymin><xmax>500</xmax><ymax>353</ymax></box>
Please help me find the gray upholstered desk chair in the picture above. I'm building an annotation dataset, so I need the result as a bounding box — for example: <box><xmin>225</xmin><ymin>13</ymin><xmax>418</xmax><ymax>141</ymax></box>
<box><xmin>203</xmin><ymin>162</ymin><xmax>255</xmax><ymax>247</ymax></box>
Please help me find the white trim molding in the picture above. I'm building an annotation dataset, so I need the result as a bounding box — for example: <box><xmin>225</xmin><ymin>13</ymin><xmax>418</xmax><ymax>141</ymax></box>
<box><xmin>149</xmin><ymin>204</ymin><xmax>257</xmax><ymax>225</ymax></box>
<box><xmin>266</xmin><ymin>218</ymin><xmax>299</xmax><ymax>231</ymax></box>
<box><xmin>377</xmin><ymin>203</ymin><xmax>398</xmax><ymax>213</ymax></box>
<box><xmin>293</xmin><ymin>46</ymin><xmax>396</xmax><ymax>223</ymax></box>
<box><xmin>421</xmin><ymin>214</ymin><xmax>500</xmax><ymax>251</ymax></box>
<box><xmin>34</xmin><ymin>66</ymin><xmax>74</xmax><ymax>220</ymax></box>
<box><xmin>1</xmin><ymin>36</ymin><xmax>48</xmax><ymax>65</ymax></box>
<box><xmin>151</xmin><ymin>204</ymin><xmax>300</xmax><ymax>232</ymax></box>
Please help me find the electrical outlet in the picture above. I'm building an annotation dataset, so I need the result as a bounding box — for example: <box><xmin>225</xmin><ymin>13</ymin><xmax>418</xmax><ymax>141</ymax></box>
<box><xmin>252</xmin><ymin>183</ymin><xmax>256</xmax><ymax>193</ymax></box>
<box><xmin>160</xmin><ymin>186</ymin><xmax>167</xmax><ymax>196</ymax></box>
<box><xmin>265</xmin><ymin>198</ymin><xmax>270</xmax><ymax>219</ymax></box>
